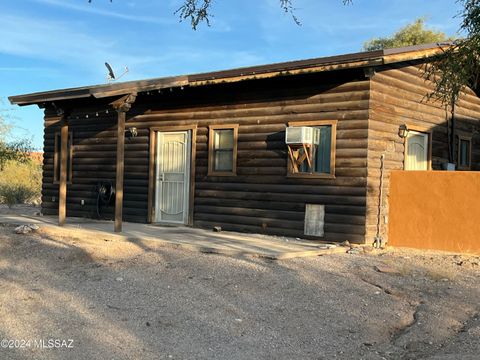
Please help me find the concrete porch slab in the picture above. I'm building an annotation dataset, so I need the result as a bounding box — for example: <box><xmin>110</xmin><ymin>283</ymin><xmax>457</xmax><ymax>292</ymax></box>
<box><xmin>0</xmin><ymin>213</ymin><xmax>347</xmax><ymax>260</ymax></box>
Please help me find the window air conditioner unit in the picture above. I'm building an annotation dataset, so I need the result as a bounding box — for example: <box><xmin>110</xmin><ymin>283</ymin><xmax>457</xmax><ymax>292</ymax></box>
<box><xmin>285</xmin><ymin>127</ymin><xmax>314</xmax><ymax>144</ymax></box>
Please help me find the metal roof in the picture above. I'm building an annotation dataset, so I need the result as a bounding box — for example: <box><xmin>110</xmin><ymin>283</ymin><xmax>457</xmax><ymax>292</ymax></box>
<box><xmin>9</xmin><ymin>43</ymin><xmax>450</xmax><ymax>106</ymax></box>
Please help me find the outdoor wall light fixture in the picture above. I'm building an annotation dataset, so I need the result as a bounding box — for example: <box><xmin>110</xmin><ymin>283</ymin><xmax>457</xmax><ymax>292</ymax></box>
<box><xmin>398</xmin><ymin>124</ymin><xmax>409</xmax><ymax>138</ymax></box>
<box><xmin>126</xmin><ymin>127</ymin><xmax>138</xmax><ymax>139</ymax></box>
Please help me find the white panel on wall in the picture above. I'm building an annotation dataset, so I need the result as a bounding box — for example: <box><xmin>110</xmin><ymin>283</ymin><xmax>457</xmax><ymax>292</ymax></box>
<box><xmin>304</xmin><ymin>204</ymin><xmax>325</xmax><ymax>237</ymax></box>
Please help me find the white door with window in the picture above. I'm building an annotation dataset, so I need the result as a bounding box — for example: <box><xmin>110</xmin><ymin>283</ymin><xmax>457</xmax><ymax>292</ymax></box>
<box><xmin>405</xmin><ymin>131</ymin><xmax>429</xmax><ymax>170</ymax></box>
<box><xmin>154</xmin><ymin>131</ymin><xmax>191</xmax><ymax>224</ymax></box>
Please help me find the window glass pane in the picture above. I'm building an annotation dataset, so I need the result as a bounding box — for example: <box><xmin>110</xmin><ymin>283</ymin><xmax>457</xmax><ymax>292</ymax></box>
<box><xmin>314</xmin><ymin>126</ymin><xmax>331</xmax><ymax>174</ymax></box>
<box><xmin>293</xmin><ymin>125</ymin><xmax>332</xmax><ymax>174</ymax></box>
<box><xmin>214</xmin><ymin>150</ymin><xmax>233</xmax><ymax>171</ymax></box>
<box><xmin>297</xmin><ymin>147</ymin><xmax>309</xmax><ymax>173</ymax></box>
<box><xmin>214</xmin><ymin>129</ymin><xmax>233</xmax><ymax>150</ymax></box>
<box><xmin>460</xmin><ymin>139</ymin><xmax>470</xmax><ymax>166</ymax></box>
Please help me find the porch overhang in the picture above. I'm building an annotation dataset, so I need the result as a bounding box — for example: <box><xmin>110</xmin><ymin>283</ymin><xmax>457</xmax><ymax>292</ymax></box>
<box><xmin>8</xmin><ymin>43</ymin><xmax>451</xmax><ymax>107</ymax></box>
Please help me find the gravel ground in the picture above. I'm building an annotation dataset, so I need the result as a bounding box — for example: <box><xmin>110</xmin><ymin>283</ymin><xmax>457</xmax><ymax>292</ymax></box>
<box><xmin>0</xmin><ymin>223</ymin><xmax>478</xmax><ymax>360</ymax></box>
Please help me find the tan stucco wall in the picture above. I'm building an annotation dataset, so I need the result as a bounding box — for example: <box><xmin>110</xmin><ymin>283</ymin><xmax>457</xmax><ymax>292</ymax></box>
<box><xmin>365</xmin><ymin>64</ymin><xmax>480</xmax><ymax>246</ymax></box>
<box><xmin>389</xmin><ymin>171</ymin><xmax>480</xmax><ymax>254</ymax></box>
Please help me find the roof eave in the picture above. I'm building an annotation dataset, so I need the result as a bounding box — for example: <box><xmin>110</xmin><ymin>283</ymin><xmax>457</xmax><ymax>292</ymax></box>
<box><xmin>8</xmin><ymin>43</ymin><xmax>451</xmax><ymax>107</ymax></box>
<box><xmin>8</xmin><ymin>75</ymin><xmax>189</xmax><ymax>107</ymax></box>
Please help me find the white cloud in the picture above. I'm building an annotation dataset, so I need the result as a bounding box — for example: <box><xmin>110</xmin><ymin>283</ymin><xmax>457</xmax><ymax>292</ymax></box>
<box><xmin>0</xmin><ymin>11</ymin><xmax>266</xmax><ymax>86</ymax></box>
<box><xmin>34</xmin><ymin>0</ymin><xmax>175</xmax><ymax>25</ymax></box>
<box><xmin>0</xmin><ymin>67</ymin><xmax>54</xmax><ymax>72</ymax></box>
<box><xmin>0</xmin><ymin>14</ymin><xmax>158</xmax><ymax>79</ymax></box>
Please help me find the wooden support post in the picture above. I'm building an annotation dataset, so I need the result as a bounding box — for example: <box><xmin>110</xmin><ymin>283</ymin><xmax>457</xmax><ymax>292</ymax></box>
<box><xmin>111</xmin><ymin>93</ymin><xmax>136</xmax><ymax>233</ymax></box>
<box><xmin>114</xmin><ymin>111</ymin><xmax>125</xmax><ymax>232</ymax></box>
<box><xmin>59</xmin><ymin>119</ymin><xmax>68</xmax><ymax>226</ymax></box>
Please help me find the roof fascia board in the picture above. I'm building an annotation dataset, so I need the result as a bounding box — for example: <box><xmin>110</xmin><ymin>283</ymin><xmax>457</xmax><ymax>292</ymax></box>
<box><xmin>189</xmin><ymin>58</ymin><xmax>385</xmax><ymax>87</ymax></box>
<box><xmin>383</xmin><ymin>48</ymin><xmax>446</xmax><ymax>65</ymax></box>
<box><xmin>9</xmin><ymin>44</ymin><xmax>452</xmax><ymax>106</ymax></box>
<box><xmin>91</xmin><ymin>76</ymin><xmax>189</xmax><ymax>99</ymax></box>
<box><xmin>8</xmin><ymin>91</ymin><xmax>91</xmax><ymax>106</ymax></box>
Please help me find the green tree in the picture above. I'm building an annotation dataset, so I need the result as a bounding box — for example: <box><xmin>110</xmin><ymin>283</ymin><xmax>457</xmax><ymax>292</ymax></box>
<box><xmin>422</xmin><ymin>0</ymin><xmax>480</xmax><ymax>163</ymax></box>
<box><xmin>363</xmin><ymin>18</ymin><xmax>452</xmax><ymax>51</ymax></box>
<box><xmin>0</xmin><ymin>101</ymin><xmax>36</xmax><ymax>207</ymax></box>
<box><xmin>425</xmin><ymin>0</ymin><xmax>480</xmax><ymax>107</ymax></box>
<box><xmin>0</xmin><ymin>159</ymin><xmax>42</xmax><ymax>208</ymax></box>
<box><xmin>0</xmin><ymin>106</ymin><xmax>32</xmax><ymax>171</ymax></box>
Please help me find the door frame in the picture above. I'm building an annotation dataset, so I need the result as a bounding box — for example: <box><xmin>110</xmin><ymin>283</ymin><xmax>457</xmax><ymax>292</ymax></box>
<box><xmin>148</xmin><ymin>125</ymin><xmax>197</xmax><ymax>225</ymax></box>
<box><xmin>403</xmin><ymin>124</ymin><xmax>432</xmax><ymax>170</ymax></box>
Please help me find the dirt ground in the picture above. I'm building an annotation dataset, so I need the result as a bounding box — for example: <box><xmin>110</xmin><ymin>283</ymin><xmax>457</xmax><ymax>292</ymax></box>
<box><xmin>0</xmin><ymin>205</ymin><xmax>40</xmax><ymax>217</ymax></box>
<box><xmin>0</xmin><ymin>223</ymin><xmax>478</xmax><ymax>360</ymax></box>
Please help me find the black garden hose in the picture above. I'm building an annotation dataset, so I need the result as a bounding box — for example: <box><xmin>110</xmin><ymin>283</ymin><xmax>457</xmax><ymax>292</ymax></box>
<box><xmin>96</xmin><ymin>181</ymin><xmax>115</xmax><ymax>218</ymax></box>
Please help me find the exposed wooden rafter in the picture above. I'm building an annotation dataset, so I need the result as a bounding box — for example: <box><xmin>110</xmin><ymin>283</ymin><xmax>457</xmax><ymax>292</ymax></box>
<box><xmin>110</xmin><ymin>93</ymin><xmax>137</xmax><ymax>112</ymax></box>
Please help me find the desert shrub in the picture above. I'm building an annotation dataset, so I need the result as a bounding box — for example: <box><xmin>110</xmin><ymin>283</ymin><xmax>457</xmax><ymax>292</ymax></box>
<box><xmin>0</xmin><ymin>160</ymin><xmax>42</xmax><ymax>208</ymax></box>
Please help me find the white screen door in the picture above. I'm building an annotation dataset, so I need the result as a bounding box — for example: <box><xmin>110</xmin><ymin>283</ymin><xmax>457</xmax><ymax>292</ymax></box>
<box><xmin>154</xmin><ymin>131</ymin><xmax>191</xmax><ymax>224</ymax></box>
<box><xmin>405</xmin><ymin>131</ymin><xmax>429</xmax><ymax>170</ymax></box>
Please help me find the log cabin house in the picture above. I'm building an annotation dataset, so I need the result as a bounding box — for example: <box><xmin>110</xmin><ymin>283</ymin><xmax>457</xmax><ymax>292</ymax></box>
<box><xmin>9</xmin><ymin>44</ymin><xmax>480</xmax><ymax>244</ymax></box>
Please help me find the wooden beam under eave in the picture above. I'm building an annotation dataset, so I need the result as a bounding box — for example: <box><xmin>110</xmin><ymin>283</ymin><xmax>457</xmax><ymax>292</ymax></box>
<box><xmin>59</xmin><ymin>119</ymin><xmax>68</xmax><ymax>226</ymax></box>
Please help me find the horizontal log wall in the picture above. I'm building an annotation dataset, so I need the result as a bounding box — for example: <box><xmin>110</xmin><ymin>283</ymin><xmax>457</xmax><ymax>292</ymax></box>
<box><xmin>131</xmin><ymin>71</ymin><xmax>370</xmax><ymax>242</ymax></box>
<box><xmin>39</xmin><ymin>61</ymin><xmax>480</xmax><ymax>244</ymax></box>
<box><xmin>42</xmin><ymin>70</ymin><xmax>370</xmax><ymax>242</ymax></box>
<box><xmin>41</xmin><ymin>103</ymin><xmax>149</xmax><ymax>223</ymax></box>
<box><xmin>366</xmin><ymin>62</ymin><xmax>480</xmax><ymax>244</ymax></box>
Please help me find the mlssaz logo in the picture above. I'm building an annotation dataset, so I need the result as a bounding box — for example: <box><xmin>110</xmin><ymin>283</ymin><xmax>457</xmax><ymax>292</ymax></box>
<box><xmin>34</xmin><ymin>339</ymin><xmax>74</xmax><ymax>349</ymax></box>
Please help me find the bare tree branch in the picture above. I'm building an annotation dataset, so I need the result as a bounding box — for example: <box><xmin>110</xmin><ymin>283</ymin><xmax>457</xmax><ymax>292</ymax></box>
<box><xmin>88</xmin><ymin>1</ymin><xmax>354</xmax><ymax>30</ymax></box>
<box><xmin>175</xmin><ymin>0</ymin><xmax>213</xmax><ymax>30</ymax></box>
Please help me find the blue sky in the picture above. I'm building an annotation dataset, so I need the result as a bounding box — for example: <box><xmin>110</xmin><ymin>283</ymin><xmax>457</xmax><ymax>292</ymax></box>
<box><xmin>1</xmin><ymin>0</ymin><xmax>463</xmax><ymax>149</ymax></box>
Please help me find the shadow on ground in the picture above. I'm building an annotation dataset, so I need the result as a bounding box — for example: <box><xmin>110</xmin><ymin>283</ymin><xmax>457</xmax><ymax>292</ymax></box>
<box><xmin>0</xmin><ymin>224</ymin><xmax>478</xmax><ymax>360</ymax></box>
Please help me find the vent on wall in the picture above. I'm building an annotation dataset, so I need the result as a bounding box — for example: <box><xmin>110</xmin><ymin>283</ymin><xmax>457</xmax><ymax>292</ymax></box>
<box><xmin>304</xmin><ymin>204</ymin><xmax>325</xmax><ymax>237</ymax></box>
